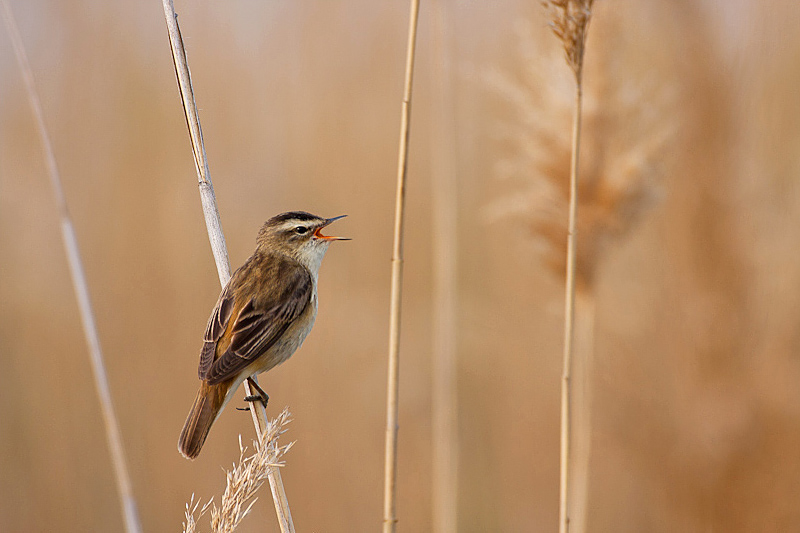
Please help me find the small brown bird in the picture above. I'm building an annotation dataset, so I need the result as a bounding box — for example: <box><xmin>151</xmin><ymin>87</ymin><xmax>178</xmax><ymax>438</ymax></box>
<box><xmin>178</xmin><ymin>211</ymin><xmax>348</xmax><ymax>459</ymax></box>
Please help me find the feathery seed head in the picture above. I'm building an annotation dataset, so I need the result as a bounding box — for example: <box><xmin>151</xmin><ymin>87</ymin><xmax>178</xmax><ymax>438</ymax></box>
<box><xmin>543</xmin><ymin>0</ymin><xmax>595</xmax><ymax>79</ymax></box>
<box><xmin>486</xmin><ymin>12</ymin><xmax>676</xmax><ymax>292</ymax></box>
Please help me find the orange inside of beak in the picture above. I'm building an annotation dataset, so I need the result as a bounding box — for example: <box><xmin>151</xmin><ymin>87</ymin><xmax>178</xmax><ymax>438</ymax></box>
<box><xmin>313</xmin><ymin>216</ymin><xmax>349</xmax><ymax>240</ymax></box>
<box><xmin>314</xmin><ymin>227</ymin><xmax>336</xmax><ymax>240</ymax></box>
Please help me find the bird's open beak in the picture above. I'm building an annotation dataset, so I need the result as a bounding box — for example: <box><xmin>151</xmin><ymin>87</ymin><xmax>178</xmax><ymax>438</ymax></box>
<box><xmin>314</xmin><ymin>215</ymin><xmax>351</xmax><ymax>241</ymax></box>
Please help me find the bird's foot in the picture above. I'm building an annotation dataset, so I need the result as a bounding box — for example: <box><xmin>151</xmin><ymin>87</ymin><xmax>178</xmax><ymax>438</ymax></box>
<box><xmin>244</xmin><ymin>377</ymin><xmax>269</xmax><ymax>408</ymax></box>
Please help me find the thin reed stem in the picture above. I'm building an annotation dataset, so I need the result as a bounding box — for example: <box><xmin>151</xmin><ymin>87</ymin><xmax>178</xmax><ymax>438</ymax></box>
<box><xmin>384</xmin><ymin>1</ymin><xmax>421</xmax><ymax>532</ymax></box>
<box><xmin>430</xmin><ymin>0</ymin><xmax>459</xmax><ymax>532</ymax></box>
<box><xmin>1</xmin><ymin>3</ymin><xmax>142</xmax><ymax>532</ymax></box>
<box><xmin>160</xmin><ymin>0</ymin><xmax>230</xmax><ymax>285</ymax></box>
<box><xmin>559</xmin><ymin>82</ymin><xmax>582</xmax><ymax>533</ymax></box>
<box><xmin>161</xmin><ymin>2</ymin><xmax>293</xmax><ymax>531</ymax></box>
<box><xmin>569</xmin><ymin>292</ymin><xmax>595</xmax><ymax>533</ymax></box>
<box><xmin>542</xmin><ymin>3</ymin><xmax>594</xmax><ymax>531</ymax></box>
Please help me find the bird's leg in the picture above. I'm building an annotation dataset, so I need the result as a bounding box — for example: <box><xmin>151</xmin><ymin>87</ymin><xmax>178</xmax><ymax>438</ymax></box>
<box><xmin>243</xmin><ymin>377</ymin><xmax>269</xmax><ymax>408</ymax></box>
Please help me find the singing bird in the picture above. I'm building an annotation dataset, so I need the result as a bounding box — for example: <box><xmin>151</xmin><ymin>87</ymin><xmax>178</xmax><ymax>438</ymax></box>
<box><xmin>178</xmin><ymin>211</ymin><xmax>348</xmax><ymax>459</ymax></box>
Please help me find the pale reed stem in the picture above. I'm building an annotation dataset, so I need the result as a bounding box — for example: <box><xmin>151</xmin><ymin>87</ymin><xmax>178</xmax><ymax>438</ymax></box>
<box><xmin>559</xmin><ymin>81</ymin><xmax>583</xmax><ymax>533</ymax></box>
<box><xmin>160</xmin><ymin>0</ymin><xmax>230</xmax><ymax>284</ymax></box>
<box><xmin>161</xmin><ymin>2</ymin><xmax>293</xmax><ymax>531</ymax></box>
<box><xmin>430</xmin><ymin>0</ymin><xmax>459</xmax><ymax>532</ymax></box>
<box><xmin>0</xmin><ymin>3</ymin><xmax>142</xmax><ymax>532</ymax></box>
<box><xmin>569</xmin><ymin>292</ymin><xmax>595</xmax><ymax>533</ymax></box>
<box><xmin>384</xmin><ymin>1</ymin><xmax>421</xmax><ymax>532</ymax></box>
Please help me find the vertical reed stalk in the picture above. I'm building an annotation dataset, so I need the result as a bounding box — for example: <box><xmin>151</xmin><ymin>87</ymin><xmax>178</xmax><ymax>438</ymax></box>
<box><xmin>384</xmin><ymin>1</ymin><xmax>421</xmax><ymax>532</ymax></box>
<box><xmin>1</xmin><ymin>3</ymin><xmax>142</xmax><ymax>532</ymax></box>
<box><xmin>543</xmin><ymin>2</ymin><xmax>594</xmax><ymax>532</ymax></box>
<box><xmin>430</xmin><ymin>0</ymin><xmax>459</xmax><ymax>532</ymax></box>
<box><xmin>492</xmin><ymin>8</ymin><xmax>664</xmax><ymax>531</ymax></box>
<box><xmin>569</xmin><ymin>292</ymin><xmax>595</xmax><ymax>533</ymax></box>
<box><xmin>161</xmin><ymin>2</ymin><xmax>293</xmax><ymax>531</ymax></box>
<box><xmin>559</xmin><ymin>82</ymin><xmax>582</xmax><ymax>533</ymax></box>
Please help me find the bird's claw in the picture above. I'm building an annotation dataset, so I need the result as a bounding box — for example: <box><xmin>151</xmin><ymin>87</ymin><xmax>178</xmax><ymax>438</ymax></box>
<box><xmin>244</xmin><ymin>377</ymin><xmax>270</xmax><ymax>408</ymax></box>
<box><xmin>243</xmin><ymin>394</ymin><xmax>268</xmax><ymax>406</ymax></box>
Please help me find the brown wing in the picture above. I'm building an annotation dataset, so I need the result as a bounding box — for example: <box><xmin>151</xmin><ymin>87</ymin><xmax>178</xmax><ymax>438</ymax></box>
<box><xmin>198</xmin><ymin>282</ymin><xmax>235</xmax><ymax>379</ymax></box>
<box><xmin>204</xmin><ymin>258</ymin><xmax>313</xmax><ymax>385</ymax></box>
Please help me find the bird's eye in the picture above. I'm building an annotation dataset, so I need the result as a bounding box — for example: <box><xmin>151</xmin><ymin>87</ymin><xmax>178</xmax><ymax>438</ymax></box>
<box><xmin>295</xmin><ymin>226</ymin><xmax>309</xmax><ymax>235</ymax></box>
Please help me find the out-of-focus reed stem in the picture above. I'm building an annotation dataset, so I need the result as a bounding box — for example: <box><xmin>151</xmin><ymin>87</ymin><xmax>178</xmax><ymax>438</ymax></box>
<box><xmin>1</xmin><ymin>3</ymin><xmax>142</xmax><ymax>533</ymax></box>
<box><xmin>161</xmin><ymin>2</ymin><xmax>293</xmax><ymax>531</ymax></box>
<box><xmin>491</xmin><ymin>7</ymin><xmax>665</xmax><ymax>531</ymax></box>
<box><xmin>430</xmin><ymin>0</ymin><xmax>459</xmax><ymax>532</ymax></box>
<box><xmin>384</xmin><ymin>1</ymin><xmax>421</xmax><ymax>532</ymax></box>
<box><xmin>559</xmin><ymin>81</ymin><xmax>582</xmax><ymax>533</ymax></box>
<box><xmin>570</xmin><ymin>292</ymin><xmax>595</xmax><ymax>533</ymax></box>
<box><xmin>543</xmin><ymin>3</ymin><xmax>594</xmax><ymax>532</ymax></box>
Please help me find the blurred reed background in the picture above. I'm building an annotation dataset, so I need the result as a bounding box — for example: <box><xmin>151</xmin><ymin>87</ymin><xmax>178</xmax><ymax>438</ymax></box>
<box><xmin>1</xmin><ymin>0</ymin><xmax>799</xmax><ymax>532</ymax></box>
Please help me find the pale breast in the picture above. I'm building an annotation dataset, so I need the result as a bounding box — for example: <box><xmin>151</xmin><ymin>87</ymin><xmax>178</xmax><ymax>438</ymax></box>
<box><xmin>247</xmin><ymin>289</ymin><xmax>318</xmax><ymax>376</ymax></box>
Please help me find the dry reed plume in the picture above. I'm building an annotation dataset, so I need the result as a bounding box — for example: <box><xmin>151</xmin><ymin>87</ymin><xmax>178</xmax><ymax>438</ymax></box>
<box><xmin>182</xmin><ymin>495</ymin><xmax>212</xmax><ymax>533</ymax></box>
<box><xmin>182</xmin><ymin>409</ymin><xmax>294</xmax><ymax>533</ymax></box>
<box><xmin>487</xmin><ymin>5</ymin><xmax>674</xmax><ymax>532</ymax></box>
<box><xmin>486</xmin><ymin>20</ymin><xmax>672</xmax><ymax>291</ymax></box>
<box><xmin>544</xmin><ymin>0</ymin><xmax>594</xmax><ymax>78</ymax></box>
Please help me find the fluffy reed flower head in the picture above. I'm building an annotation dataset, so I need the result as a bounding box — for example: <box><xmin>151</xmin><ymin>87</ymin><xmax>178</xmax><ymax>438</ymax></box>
<box><xmin>182</xmin><ymin>494</ymin><xmax>212</xmax><ymax>533</ymax></box>
<box><xmin>543</xmin><ymin>0</ymin><xmax>595</xmax><ymax>79</ymax></box>
<box><xmin>485</xmin><ymin>11</ymin><xmax>676</xmax><ymax>293</ymax></box>
<box><xmin>182</xmin><ymin>409</ymin><xmax>294</xmax><ymax>533</ymax></box>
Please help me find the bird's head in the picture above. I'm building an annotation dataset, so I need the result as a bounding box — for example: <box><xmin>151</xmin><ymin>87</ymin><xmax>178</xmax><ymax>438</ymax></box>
<box><xmin>257</xmin><ymin>211</ymin><xmax>349</xmax><ymax>271</ymax></box>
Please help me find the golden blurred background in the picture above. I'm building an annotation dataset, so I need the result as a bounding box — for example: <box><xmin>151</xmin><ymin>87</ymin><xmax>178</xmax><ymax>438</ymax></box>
<box><xmin>2</xmin><ymin>0</ymin><xmax>800</xmax><ymax>531</ymax></box>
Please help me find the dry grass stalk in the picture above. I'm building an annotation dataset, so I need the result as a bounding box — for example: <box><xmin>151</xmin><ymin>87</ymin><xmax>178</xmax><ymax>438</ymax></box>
<box><xmin>160</xmin><ymin>0</ymin><xmax>230</xmax><ymax>285</ymax></box>
<box><xmin>558</xmin><ymin>65</ymin><xmax>584</xmax><ymax>533</ymax></box>
<box><xmin>384</xmin><ymin>1</ymin><xmax>421</xmax><ymax>532</ymax></box>
<box><xmin>487</xmin><ymin>7</ymin><xmax>675</xmax><ymax>533</ymax></box>
<box><xmin>182</xmin><ymin>410</ymin><xmax>294</xmax><ymax>533</ymax></box>
<box><xmin>542</xmin><ymin>3</ymin><xmax>595</xmax><ymax>532</ymax></box>
<box><xmin>1</xmin><ymin>3</ymin><xmax>143</xmax><ymax>532</ymax></box>
<box><xmin>161</xmin><ymin>2</ymin><xmax>293</xmax><ymax>531</ymax></box>
<box><xmin>430</xmin><ymin>0</ymin><xmax>459</xmax><ymax>532</ymax></box>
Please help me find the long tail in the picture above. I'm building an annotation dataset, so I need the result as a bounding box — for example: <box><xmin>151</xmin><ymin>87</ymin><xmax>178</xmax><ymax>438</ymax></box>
<box><xmin>178</xmin><ymin>381</ymin><xmax>229</xmax><ymax>460</ymax></box>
